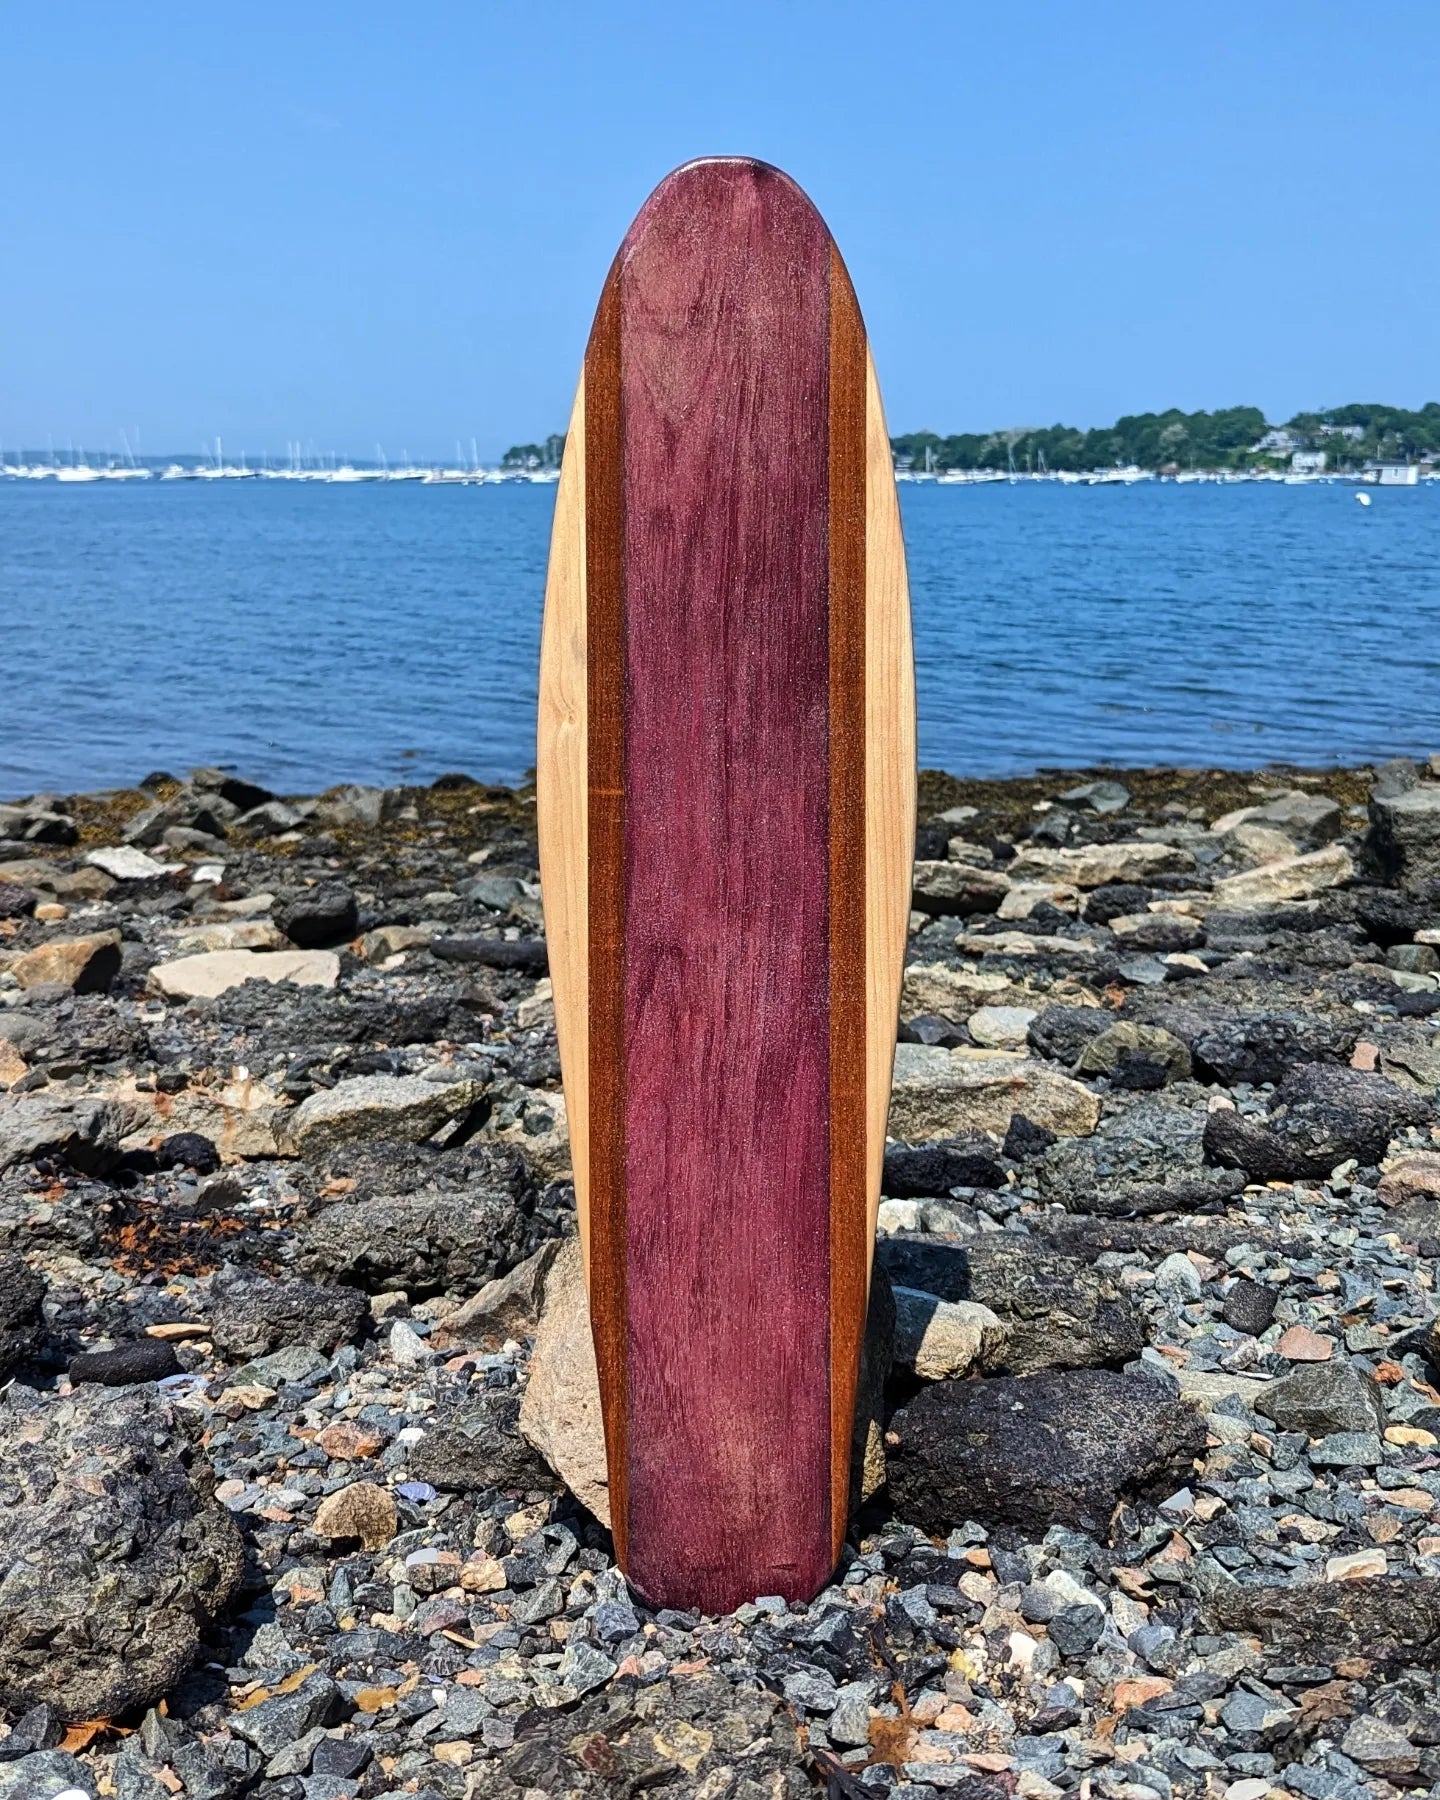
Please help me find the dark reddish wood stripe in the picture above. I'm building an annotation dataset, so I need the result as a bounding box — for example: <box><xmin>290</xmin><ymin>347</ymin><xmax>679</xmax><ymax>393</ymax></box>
<box><xmin>826</xmin><ymin>246</ymin><xmax>868</xmax><ymax>1555</ymax></box>
<box><xmin>617</xmin><ymin>160</ymin><xmax>834</xmax><ymax>1612</ymax></box>
<box><xmin>583</xmin><ymin>272</ymin><xmax>630</xmax><ymax>1569</ymax></box>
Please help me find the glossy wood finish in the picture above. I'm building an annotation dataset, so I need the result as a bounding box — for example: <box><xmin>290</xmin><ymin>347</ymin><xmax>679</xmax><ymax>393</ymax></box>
<box><xmin>537</xmin><ymin>157</ymin><xmax>915</xmax><ymax>1613</ymax></box>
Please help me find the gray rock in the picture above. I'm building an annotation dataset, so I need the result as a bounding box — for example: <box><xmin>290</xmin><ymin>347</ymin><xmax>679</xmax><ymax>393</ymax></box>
<box><xmin>431</xmin><ymin>1240</ymin><xmax>560</xmax><ymax>1350</ymax></box>
<box><xmin>123</xmin><ymin>788</ymin><xmax>233</xmax><ymax>848</ymax></box>
<box><xmin>1206</xmin><ymin>1576</ymin><xmax>1440</xmax><ymax>1668</ymax></box>
<box><xmin>228</xmin><ymin>1671</ymin><xmax>339</xmax><ymax>1759</ymax></box>
<box><xmin>911</xmin><ymin>861</ymin><xmax>1009</xmax><ymax>917</ymax></box>
<box><xmin>0</xmin><ymin>1749</ymin><xmax>93</xmax><ymax>1798</ymax></box>
<box><xmin>557</xmin><ymin>1639</ymin><xmax>617</xmax><ymax>1695</ymax></box>
<box><xmin>208</xmin><ymin>1264</ymin><xmax>369</xmax><ymax>1358</ymax></box>
<box><xmin>408</xmin><ymin>1390</ymin><xmax>556</xmax><ymax>1493</ymax></box>
<box><xmin>1310</xmin><ymin>1431</ymin><xmax>1383</xmax><ymax>1466</ymax></box>
<box><xmin>0</xmin><ymin>1384</ymin><xmax>242</xmax><ymax>1721</ymax></box>
<box><xmin>0</xmin><ymin>1255</ymin><xmax>44</xmax><ymax>1379</ymax></box>
<box><xmin>1037</xmin><ymin>1094</ymin><xmax>1245</xmax><ymax>1217</ymax></box>
<box><xmin>280</xmin><ymin>1074</ymin><xmax>485</xmax><ymax>1158</ymax></box>
<box><xmin>1254</xmin><ymin>1362</ymin><xmax>1382</xmax><ymax>1436</ymax></box>
<box><xmin>234</xmin><ymin>1345</ymin><xmax>331</xmax><ymax>1386</ymax></box>
<box><xmin>886</xmin><ymin>1367</ymin><xmax>1207</xmax><ymax>1536</ymax></box>
<box><xmin>296</xmin><ymin>1186</ymin><xmax>537</xmax><ymax>1295</ymax></box>
<box><xmin>1368</xmin><ymin>784</ymin><xmax>1440</xmax><ymax>888</ymax></box>
<box><xmin>1076</xmin><ymin>1021</ymin><xmax>1191</xmax><ymax>1085</ymax></box>
<box><xmin>0</xmin><ymin>1094</ymin><xmax>128</xmax><ymax>1175</ymax></box>
<box><xmin>876</xmin><ymin>1236</ymin><xmax>1143</xmax><ymax>1374</ymax></box>
<box><xmin>1183</xmin><ymin>1011</ymin><xmax>1359</xmax><ymax>1087</ymax></box>
<box><xmin>1027</xmin><ymin>1003</ymin><xmax>1113</xmax><ymax>1065</ymax></box>
<box><xmin>313</xmin><ymin>784</ymin><xmax>402</xmax><ymax>830</ymax></box>
<box><xmin>1340</xmin><ymin>1715</ymin><xmax>1419</xmax><ymax>1777</ymax></box>
<box><xmin>1057</xmin><ymin>780</ymin><xmax>1131</xmax><ymax>815</ymax></box>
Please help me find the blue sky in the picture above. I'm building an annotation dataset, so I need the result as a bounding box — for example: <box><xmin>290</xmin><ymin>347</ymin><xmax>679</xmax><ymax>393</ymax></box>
<box><xmin>4</xmin><ymin>3</ymin><xmax>1438</xmax><ymax>459</ymax></box>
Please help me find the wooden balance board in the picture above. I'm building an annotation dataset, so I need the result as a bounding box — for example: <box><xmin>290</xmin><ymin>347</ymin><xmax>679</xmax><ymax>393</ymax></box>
<box><xmin>537</xmin><ymin>156</ymin><xmax>915</xmax><ymax>1613</ymax></box>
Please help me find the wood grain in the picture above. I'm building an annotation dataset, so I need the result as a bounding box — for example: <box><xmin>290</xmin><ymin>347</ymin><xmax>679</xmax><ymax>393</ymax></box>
<box><xmin>537</xmin><ymin>156</ymin><xmax>914</xmax><ymax>1614</ymax></box>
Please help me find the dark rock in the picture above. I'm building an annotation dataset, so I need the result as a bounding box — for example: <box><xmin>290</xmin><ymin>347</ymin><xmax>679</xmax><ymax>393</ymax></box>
<box><xmin>1026</xmin><ymin>1004</ymin><xmax>1113</xmax><ymax>1064</ymax></box>
<box><xmin>1003</xmin><ymin>1114</ymin><xmax>1057</xmax><ymax>1161</ymax></box>
<box><xmin>0</xmin><ymin>886</ymin><xmax>38</xmax><ymax>921</ymax></box>
<box><xmin>1049</xmin><ymin>1603</ymin><xmax>1105</xmax><ymax>1657</ymax></box>
<box><xmin>876</xmin><ymin>1236</ymin><xmax>1143</xmax><ymax>1374</ymax></box>
<box><xmin>69</xmin><ymin>1339</ymin><xmax>183</xmax><ymax>1386</ymax></box>
<box><xmin>1368</xmin><ymin>785</ymin><xmax>1440</xmax><ymax>889</ymax></box>
<box><xmin>1184</xmin><ymin>1011</ymin><xmax>1360</xmax><ymax>1087</ymax></box>
<box><xmin>153</xmin><ymin>1131</ymin><xmax>221</xmax><ymax>1175</ymax></box>
<box><xmin>1352</xmin><ymin>889</ymin><xmax>1437</xmax><ymax>948</ymax></box>
<box><xmin>207</xmin><ymin>1265</ymin><xmax>369</xmax><ymax>1359</ymax></box>
<box><xmin>1223</xmin><ymin>1278</ymin><xmax>1278</xmax><ymax>1336</ymax></box>
<box><xmin>886</xmin><ymin>1368</ymin><xmax>1206</xmax><ymax>1536</ymax></box>
<box><xmin>1254</xmin><ymin>1362</ymin><xmax>1383</xmax><ymax>1436</ymax></box>
<box><xmin>1082</xmin><ymin>884</ymin><xmax>1153</xmax><ymax>926</ymax></box>
<box><xmin>409</xmin><ymin>1390</ymin><xmax>557</xmax><ymax>1493</ymax></box>
<box><xmin>0</xmin><ymin>1384</ymin><xmax>242</xmax><ymax>1721</ymax></box>
<box><xmin>276</xmin><ymin>883</ymin><xmax>360</xmax><ymax>949</ymax></box>
<box><xmin>1204</xmin><ymin>1065</ymin><xmax>1431</xmax><ymax>1183</ymax></box>
<box><xmin>296</xmin><ymin>1187</ymin><xmax>540</xmax><ymax>1295</ymax></box>
<box><xmin>190</xmin><ymin>768</ymin><xmax>276</xmax><ymax>814</ymax></box>
<box><xmin>0</xmin><ymin>1255</ymin><xmax>45</xmax><ymax>1380</ymax></box>
<box><xmin>1038</xmin><ymin>1094</ymin><xmax>1245</xmax><ymax>1216</ymax></box>
<box><xmin>123</xmin><ymin>789</ymin><xmax>233</xmax><ymax>848</ymax></box>
<box><xmin>911</xmin><ymin>862</ymin><xmax>1009</xmax><ymax>918</ymax></box>
<box><xmin>1207</xmin><ymin>1577</ymin><xmax>1440</xmax><ymax>1670</ymax></box>
<box><xmin>430</xmin><ymin>935</ymin><xmax>548</xmax><ymax>976</ymax></box>
<box><xmin>1114</xmin><ymin>916</ymin><xmax>1205</xmax><ymax>955</ymax></box>
<box><xmin>882</xmin><ymin>1136</ymin><xmax>1004</xmax><ymax>1197</ymax></box>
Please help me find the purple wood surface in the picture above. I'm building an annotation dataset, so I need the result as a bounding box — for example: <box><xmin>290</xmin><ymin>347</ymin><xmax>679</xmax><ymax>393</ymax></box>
<box><xmin>619</xmin><ymin>161</ymin><xmax>833</xmax><ymax>1611</ymax></box>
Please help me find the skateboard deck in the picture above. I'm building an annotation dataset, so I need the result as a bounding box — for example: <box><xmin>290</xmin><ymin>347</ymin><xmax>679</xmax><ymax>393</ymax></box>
<box><xmin>537</xmin><ymin>156</ymin><xmax>915</xmax><ymax>1613</ymax></box>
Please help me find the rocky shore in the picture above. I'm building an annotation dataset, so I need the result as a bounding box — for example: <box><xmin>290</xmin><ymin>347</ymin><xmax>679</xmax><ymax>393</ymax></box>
<box><xmin>3</xmin><ymin>754</ymin><xmax>1440</xmax><ymax>1800</ymax></box>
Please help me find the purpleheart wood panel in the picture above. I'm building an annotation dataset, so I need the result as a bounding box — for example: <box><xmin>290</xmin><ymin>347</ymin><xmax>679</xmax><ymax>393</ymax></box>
<box><xmin>621</xmin><ymin>160</ymin><xmax>832</xmax><ymax>1612</ymax></box>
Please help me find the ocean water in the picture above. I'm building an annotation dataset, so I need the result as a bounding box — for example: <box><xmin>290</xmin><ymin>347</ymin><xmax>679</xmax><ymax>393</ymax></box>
<box><xmin>2</xmin><ymin>479</ymin><xmax>1437</xmax><ymax>797</ymax></box>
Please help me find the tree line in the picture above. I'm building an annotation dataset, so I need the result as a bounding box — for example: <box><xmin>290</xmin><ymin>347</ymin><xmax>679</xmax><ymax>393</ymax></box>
<box><xmin>889</xmin><ymin>401</ymin><xmax>1440</xmax><ymax>474</ymax></box>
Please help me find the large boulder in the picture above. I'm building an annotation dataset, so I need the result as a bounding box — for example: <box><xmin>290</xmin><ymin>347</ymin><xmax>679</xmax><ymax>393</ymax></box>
<box><xmin>275</xmin><ymin>882</ymin><xmax>359</xmax><ymax>948</ymax></box>
<box><xmin>1204</xmin><ymin>1064</ymin><xmax>1431</xmax><ymax>1183</ymax></box>
<box><xmin>889</xmin><ymin>1043</ymin><xmax>1099</xmax><ymax>1141</ymax></box>
<box><xmin>148</xmin><ymin>947</ymin><xmax>339</xmax><ymax>1001</ymax></box>
<box><xmin>0</xmin><ymin>1385</ymin><xmax>242</xmax><ymax>1722</ymax></box>
<box><xmin>876</xmin><ymin>1235</ymin><xmax>1144</xmax><ymax>1374</ymax></box>
<box><xmin>1210</xmin><ymin>790</ymin><xmax>1342</xmax><ymax>849</ymax></box>
<box><xmin>1368</xmin><ymin>785</ymin><xmax>1440</xmax><ymax>889</ymax></box>
<box><xmin>886</xmin><ymin>1367</ymin><xmax>1206</xmax><ymax>1537</ymax></box>
<box><xmin>910</xmin><ymin>862</ymin><xmax>1009</xmax><ymax>918</ymax></box>
<box><xmin>1212</xmin><ymin>844</ymin><xmax>1355</xmax><ymax>908</ymax></box>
